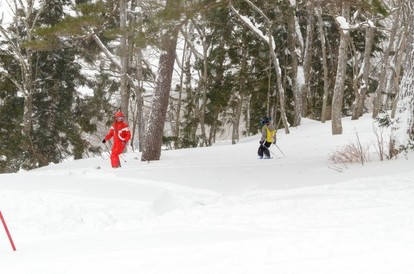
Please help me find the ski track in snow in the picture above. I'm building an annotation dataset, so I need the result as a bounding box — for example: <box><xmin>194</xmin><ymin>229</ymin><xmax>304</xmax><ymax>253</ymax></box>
<box><xmin>1</xmin><ymin>115</ymin><xmax>414</xmax><ymax>274</ymax></box>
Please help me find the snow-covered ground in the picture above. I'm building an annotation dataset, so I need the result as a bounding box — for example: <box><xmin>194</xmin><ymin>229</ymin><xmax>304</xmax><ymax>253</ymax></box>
<box><xmin>1</xmin><ymin>115</ymin><xmax>414</xmax><ymax>274</ymax></box>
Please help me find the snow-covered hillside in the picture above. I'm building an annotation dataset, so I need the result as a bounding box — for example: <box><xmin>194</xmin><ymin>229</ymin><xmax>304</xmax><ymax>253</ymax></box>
<box><xmin>1</xmin><ymin>115</ymin><xmax>414</xmax><ymax>274</ymax></box>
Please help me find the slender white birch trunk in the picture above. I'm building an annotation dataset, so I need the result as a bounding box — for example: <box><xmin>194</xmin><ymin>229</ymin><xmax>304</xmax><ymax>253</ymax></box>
<box><xmin>331</xmin><ymin>3</ymin><xmax>350</xmax><ymax>135</ymax></box>
<box><xmin>390</xmin><ymin>0</ymin><xmax>414</xmax><ymax>156</ymax></box>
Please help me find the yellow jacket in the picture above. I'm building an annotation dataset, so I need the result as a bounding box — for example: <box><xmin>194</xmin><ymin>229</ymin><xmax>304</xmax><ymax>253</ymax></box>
<box><xmin>261</xmin><ymin>124</ymin><xmax>276</xmax><ymax>143</ymax></box>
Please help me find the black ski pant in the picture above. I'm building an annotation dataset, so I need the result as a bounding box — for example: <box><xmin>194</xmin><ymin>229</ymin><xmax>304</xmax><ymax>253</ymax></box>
<box><xmin>258</xmin><ymin>141</ymin><xmax>271</xmax><ymax>157</ymax></box>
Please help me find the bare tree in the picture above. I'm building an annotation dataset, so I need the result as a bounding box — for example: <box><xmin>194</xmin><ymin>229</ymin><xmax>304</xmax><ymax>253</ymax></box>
<box><xmin>172</xmin><ymin>23</ymin><xmax>194</xmax><ymax>148</ymax></box>
<box><xmin>318</xmin><ymin>2</ymin><xmax>330</xmax><ymax>123</ymax></box>
<box><xmin>351</xmin><ymin>17</ymin><xmax>375</xmax><ymax>120</ymax></box>
<box><xmin>390</xmin><ymin>0</ymin><xmax>414</xmax><ymax>156</ymax></box>
<box><xmin>386</xmin><ymin>1</ymin><xmax>406</xmax><ymax>119</ymax></box>
<box><xmin>0</xmin><ymin>0</ymin><xmax>47</xmax><ymax>161</ymax></box>
<box><xmin>372</xmin><ymin>5</ymin><xmax>400</xmax><ymax>118</ymax></box>
<box><xmin>191</xmin><ymin>19</ymin><xmax>211</xmax><ymax>146</ymax></box>
<box><xmin>141</xmin><ymin>0</ymin><xmax>180</xmax><ymax>161</ymax></box>
<box><xmin>119</xmin><ymin>0</ymin><xmax>129</xmax><ymax>118</ymax></box>
<box><xmin>230</xmin><ymin>1</ymin><xmax>290</xmax><ymax>134</ymax></box>
<box><xmin>285</xmin><ymin>0</ymin><xmax>304</xmax><ymax>127</ymax></box>
<box><xmin>331</xmin><ymin>3</ymin><xmax>350</xmax><ymax>135</ymax></box>
<box><xmin>231</xmin><ymin>33</ymin><xmax>248</xmax><ymax>145</ymax></box>
<box><xmin>129</xmin><ymin>0</ymin><xmax>146</xmax><ymax>152</ymax></box>
<box><xmin>302</xmin><ymin>0</ymin><xmax>315</xmax><ymax>119</ymax></box>
<box><xmin>391</xmin><ymin>28</ymin><xmax>407</xmax><ymax>119</ymax></box>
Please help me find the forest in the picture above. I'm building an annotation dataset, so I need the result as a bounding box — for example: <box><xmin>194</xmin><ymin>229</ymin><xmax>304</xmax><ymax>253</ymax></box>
<box><xmin>0</xmin><ymin>0</ymin><xmax>413</xmax><ymax>173</ymax></box>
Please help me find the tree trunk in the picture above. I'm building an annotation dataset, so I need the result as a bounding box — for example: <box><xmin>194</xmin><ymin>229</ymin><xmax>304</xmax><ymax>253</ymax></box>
<box><xmin>318</xmin><ymin>3</ymin><xmax>330</xmax><ymax>123</ymax></box>
<box><xmin>132</xmin><ymin>48</ymin><xmax>145</xmax><ymax>152</ymax></box>
<box><xmin>391</xmin><ymin>28</ymin><xmax>407</xmax><ymax>119</ymax></box>
<box><xmin>173</xmin><ymin>24</ymin><xmax>193</xmax><ymax>149</ymax></box>
<box><xmin>119</xmin><ymin>0</ymin><xmax>129</xmax><ymax>118</ymax></box>
<box><xmin>22</xmin><ymin>50</ymin><xmax>34</xmax><ymax>140</ymax></box>
<box><xmin>390</xmin><ymin>0</ymin><xmax>414</xmax><ymax>155</ymax></box>
<box><xmin>142</xmin><ymin>0</ymin><xmax>180</xmax><ymax>161</ymax></box>
<box><xmin>230</xmin><ymin>3</ymin><xmax>290</xmax><ymax>134</ymax></box>
<box><xmin>0</xmin><ymin>0</ymin><xmax>47</xmax><ymax>164</ymax></box>
<box><xmin>331</xmin><ymin>3</ymin><xmax>350</xmax><ymax>135</ymax></box>
<box><xmin>384</xmin><ymin>24</ymin><xmax>403</xmax><ymax>111</ymax></box>
<box><xmin>232</xmin><ymin>93</ymin><xmax>244</xmax><ymax>144</ymax></box>
<box><xmin>269</xmin><ymin>37</ymin><xmax>290</xmax><ymax>134</ymax></box>
<box><xmin>352</xmin><ymin>24</ymin><xmax>375</xmax><ymax>119</ymax></box>
<box><xmin>302</xmin><ymin>0</ymin><xmax>314</xmax><ymax>119</ymax></box>
<box><xmin>286</xmin><ymin>0</ymin><xmax>302</xmax><ymax>127</ymax></box>
<box><xmin>199</xmin><ymin>39</ymin><xmax>209</xmax><ymax>147</ymax></box>
<box><xmin>190</xmin><ymin>21</ymin><xmax>210</xmax><ymax>147</ymax></box>
<box><xmin>232</xmin><ymin>37</ymin><xmax>248</xmax><ymax>144</ymax></box>
<box><xmin>129</xmin><ymin>0</ymin><xmax>145</xmax><ymax>152</ymax></box>
<box><xmin>372</xmin><ymin>8</ymin><xmax>399</xmax><ymax>118</ymax></box>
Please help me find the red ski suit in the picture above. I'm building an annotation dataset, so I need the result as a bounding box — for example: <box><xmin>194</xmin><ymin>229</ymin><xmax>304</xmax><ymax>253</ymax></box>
<box><xmin>104</xmin><ymin>120</ymin><xmax>131</xmax><ymax>168</ymax></box>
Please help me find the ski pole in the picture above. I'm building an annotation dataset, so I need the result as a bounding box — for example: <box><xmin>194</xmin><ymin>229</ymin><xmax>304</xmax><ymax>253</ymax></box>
<box><xmin>103</xmin><ymin>140</ymin><xmax>128</xmax><ymax>163</ymax></box>
<box><xmin>0</xmin><ymin>211</ymin><xmax>16</xmax><ymax>251</ymax></box>
<box><xmin>274</xmin><ymin>144</ymin><xmax>286</xmax><ymax>158</ymax></box>
<box><xmin>268</xmin><ymin>147</ymin><xmax>278</xmax><ymax>158</ymax></box>
<box><xmin>100</xmin><ymin>137</ymin><xmax>111</xmax><ymax>158</ymax></box>
<box><xmin>261</xmin><ymin>143</ymin><xmax>276</xmax><ymax>158</ymax></box>
<box><xmin>103</xmin><ymin>143</ymin><xmax>112</xmax><ymax>158</ymax></box>
<box><xmin>119</xmin><ymin>153</ymin><xmax>127</xmax><ymax>163</ymax></box>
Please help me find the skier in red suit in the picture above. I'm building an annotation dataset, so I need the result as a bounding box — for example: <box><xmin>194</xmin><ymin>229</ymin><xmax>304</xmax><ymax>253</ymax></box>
<box><xmin>102</xmin><ymin>111</ymin><xmax>131</xmax><ymax>168</ymax></box>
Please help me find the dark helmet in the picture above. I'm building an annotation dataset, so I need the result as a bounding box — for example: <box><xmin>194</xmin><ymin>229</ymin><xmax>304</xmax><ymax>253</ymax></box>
<box><xmin>260</xmin><ymin>116</ymin><xmax>271</xmax><ymax>125</ymax></box>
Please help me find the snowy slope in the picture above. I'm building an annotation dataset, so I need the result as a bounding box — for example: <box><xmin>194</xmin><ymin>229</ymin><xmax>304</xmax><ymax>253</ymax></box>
<box><xmin>1</xmin><ymin>115</ymin><xmax>414</xmax><ymax>274</ymax></box>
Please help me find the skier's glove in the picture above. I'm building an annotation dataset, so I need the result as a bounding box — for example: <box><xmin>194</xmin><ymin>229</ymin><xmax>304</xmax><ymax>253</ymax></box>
<box><xmin>259</xmin><ymin>140</ymin><xmax>264</xmax><ymax>145</ymax></box>
<box><xmin>273</xmin><ymin>139</ymin><xmax>276</xmax><ymax>144</ymax></box>
<box><xmin>102</xmin><ymin>139</ymin><xmax>106</xmax><ymax>144</ymax></box>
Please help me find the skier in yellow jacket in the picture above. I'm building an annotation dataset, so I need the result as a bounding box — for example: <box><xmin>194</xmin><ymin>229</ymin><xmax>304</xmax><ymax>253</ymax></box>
<box><xmin>258</xmin><ymin>116</ymin><xmax>276</xmax><ymax>159</ymax></box>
